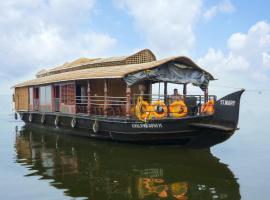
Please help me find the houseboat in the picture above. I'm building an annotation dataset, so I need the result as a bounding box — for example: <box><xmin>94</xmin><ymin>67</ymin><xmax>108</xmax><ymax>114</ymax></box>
<box><xmin>13</xmin><ymin>49</ymin><xmax>244</xmax><ymax>147</ymax></box>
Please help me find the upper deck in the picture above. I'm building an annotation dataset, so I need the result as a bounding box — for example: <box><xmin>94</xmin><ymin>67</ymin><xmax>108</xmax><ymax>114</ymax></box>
<box><xmin>13</xmin><ymin>49</ymin><xmax>215</xmax><ymax>121</ymax></box>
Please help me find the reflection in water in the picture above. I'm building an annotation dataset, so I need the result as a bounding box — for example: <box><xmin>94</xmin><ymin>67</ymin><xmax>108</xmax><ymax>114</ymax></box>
<box><xmin>15</xmin><ymin>125</ymin><xmax>240</xmax><ymax>200</ymax></box>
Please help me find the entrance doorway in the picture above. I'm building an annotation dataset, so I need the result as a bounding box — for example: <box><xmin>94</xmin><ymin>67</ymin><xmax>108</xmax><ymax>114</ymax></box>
<box><xmin>33</xmin><ymin>87</ymin><xmax>39</xmax><ymax>111</ymax></box>
<box><xmin>54</xmin><ymin>85</ymin><xmax>60</xmax><ymax>112</ymax></box>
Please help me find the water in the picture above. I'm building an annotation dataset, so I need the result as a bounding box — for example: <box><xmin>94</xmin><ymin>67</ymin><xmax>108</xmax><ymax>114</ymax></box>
<box><xmin>0</xmin><ymin>92</ymin><xmax>270</xmax><ymax>200</ymax></box>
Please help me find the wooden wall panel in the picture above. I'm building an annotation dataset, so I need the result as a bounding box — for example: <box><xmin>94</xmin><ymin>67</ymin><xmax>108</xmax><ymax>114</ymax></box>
<box><xmin>15</xmin><ymin>87</ymin><xmax>29</xmax><ymax>111</ymax></box>
<box><xmin>108</xmin><ymin>79</ymin><xmax>126</xmax><ymax>97</ymax></box>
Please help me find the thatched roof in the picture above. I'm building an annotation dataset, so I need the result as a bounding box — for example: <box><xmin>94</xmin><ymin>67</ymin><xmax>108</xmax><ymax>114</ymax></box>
<box><xmin>14</xmin><ymin>55</ymin><xmax>214</xmax><ymax>88</ymax></box>
<box><xmin>36</xmin><ymin>49</ymin><xmax>156</xmax><ymax>78</ymax></box>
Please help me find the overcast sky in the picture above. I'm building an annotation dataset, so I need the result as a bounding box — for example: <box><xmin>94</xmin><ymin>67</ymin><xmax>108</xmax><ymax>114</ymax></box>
<box><xmin>1</xmin><ymin>0</ymin><xmax>270</xmax><ymax>98</ymax></box>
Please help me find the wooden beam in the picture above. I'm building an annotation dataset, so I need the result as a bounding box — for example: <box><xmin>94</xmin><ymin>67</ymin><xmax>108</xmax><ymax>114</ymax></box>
<box><xmin>87</xmin><ymin>80</ymin><xmax>91</xmax><ymax>115</ymax></box>
<box><xmin>183</xmin><ymin>83</ymin><xmax>187</xmax><ymax>99</ymax></box>
<box><xmin>51</xmin><ymin>85</ymin><xmax>55</xmax><ymax>112</ymax></box>
<box><xmin>164</xmin><ymin>82</ymin><xmax>167</xmax><ymax>104</ymax></box>
<box><xmin>104</xmin><ymin>79</ymin><xmax>108</xmax><ymax>116</ymax></box>
<box><xmin>204</xmin><ymin>87</ymin><xmax>208</xmax><ymax>103</ymax></box>
<box><xmin>126</xmin><ymin>85</ymin><xmax>131</xmax><ymax>118</ymax></box>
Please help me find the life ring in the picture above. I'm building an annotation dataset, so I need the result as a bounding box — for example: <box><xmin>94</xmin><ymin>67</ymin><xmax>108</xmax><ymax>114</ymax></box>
<box><xmin>55</xmin><ymin>115</ymin><xmax>60</xmax><ymax>127</ymax></box>
<box><xmin>41</xmin><ymin>114</ymin><xmax>46</xmax><ymax>124</ymax></box>
<box><xmin>92</xmin><ymin>120</ymin><xmax>99</xmax><ymax>134</ymax></box>
<box><xmin>201</xmin><ymin>99</ymin><xmax>215</xmax><ymax>115</ymax></box>
<box><xmin>151</xmin><ymin>100</ymin><xmax>168</xmax><ymax>119</ymax></box>
<box><xmin>71</xmin><ymin>117</ymin><xmax>76</xmax><ymax>128</ymax></box>
<box><xmin>28</xmin><ymin>113</ymin><xmax>33</xmax><ymax>122</ymax></box>
<box><xmin>135</xmin><ymin>96</ymin><xmax>150</xmax><ymax>121</ymax></box>
<box><xmin>169</xmin><ymin>100</ymin><xmax>188</xmax><ymax>118</ymax></box>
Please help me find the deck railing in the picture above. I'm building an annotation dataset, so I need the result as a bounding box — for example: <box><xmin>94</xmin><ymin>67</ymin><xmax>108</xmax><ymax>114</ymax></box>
<box><xmin>132</xmin><ymin>94</ymin><xmax>216</xmax><ymax>105</ymax></box>
<box><xmin>76</xmin><ymin>95</ymin><xmax>127</xmax><ymax>115</ymax></box>
<box><xmin>75</xmin><ymin>94</ymin><xmax>216</xmax><ymax>118</ymax></box>
<box><xmin>131</xmin><ymin>94</ymin><xmax>216</xmax><ymax>118</ymax></box>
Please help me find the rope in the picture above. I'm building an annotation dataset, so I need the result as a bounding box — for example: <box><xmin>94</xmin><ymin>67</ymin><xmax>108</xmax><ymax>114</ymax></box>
<box><xmin>211</xmin><ymin>84</ymin><xmax>264</xmax><ymax>94</ymax></box>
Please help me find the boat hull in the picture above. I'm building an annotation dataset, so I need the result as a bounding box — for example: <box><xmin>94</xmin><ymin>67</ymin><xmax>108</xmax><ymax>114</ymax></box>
<box><xmin>19</xmin><ymin>112</ymin><xmax>233</xmax><ymax>148</ymax></box>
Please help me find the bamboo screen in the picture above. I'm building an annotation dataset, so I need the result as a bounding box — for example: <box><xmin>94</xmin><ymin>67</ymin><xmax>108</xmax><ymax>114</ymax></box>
<box><xmin>125</xmin><ymin>50</ymin><xmax>156</xmax><ymax>65</ymax></box>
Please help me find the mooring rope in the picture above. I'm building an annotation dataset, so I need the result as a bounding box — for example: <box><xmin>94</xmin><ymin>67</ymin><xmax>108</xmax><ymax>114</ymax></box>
<box><xmin>211</xmin><ymin>84</ymin><xmax>266</xmax><ymax>94</ymax></box>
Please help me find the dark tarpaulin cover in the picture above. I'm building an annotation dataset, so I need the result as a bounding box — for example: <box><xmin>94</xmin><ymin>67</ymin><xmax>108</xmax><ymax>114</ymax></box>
<box><xmin>124</xmin><ymin>62</ymin><xmax>210</xmax><ymax>91</ymax></box>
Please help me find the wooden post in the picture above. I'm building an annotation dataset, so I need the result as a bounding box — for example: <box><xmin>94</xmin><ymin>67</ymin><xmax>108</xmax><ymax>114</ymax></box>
<box><xmin>183</xmin><ymin>83</ymin><xmax>187</xmax><ymax>99</ymax></box>
<box><xmin>104</xmin><ymin>79</ymin><xmax>108</xmax><ymax>116</ymax></box>
<box><xmin>126</xmin><ymin>85</ymin><xmax>131</xmax><ymax>118</ymax></box>
<box><xmin>204</xmin><ymin>87</ymin><xmax>208</xmax><ymax>103</ymax></box>
<box><xmin>51</xmin><ymin>85</ymin><xmax>54</xmax><ymax>112</ymax></box>
<box><xmin>87</xmin><ymin>80</ymin><xmax>91</xmax><ymax>115</ymax></box>
<box><xmin>164</xmin><ymin>82</ymin><xmax>167</xmax><ymax>104</ymax></box>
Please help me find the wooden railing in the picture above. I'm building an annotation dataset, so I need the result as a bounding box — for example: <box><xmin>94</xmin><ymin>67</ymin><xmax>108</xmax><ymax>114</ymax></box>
<box><xmin>76</xmin><ymin>95</ymin><xmax>127</xmax><ymax>116</ymax></box>
<box><xmin>131</xmin><ymin>94</ymin><xmax>216</xmax><ymax>118</ymax></box>
<box><xmin>75</xmin><ymin>94</ymin><xmax>216</xmax><ymax>118</ymax></box>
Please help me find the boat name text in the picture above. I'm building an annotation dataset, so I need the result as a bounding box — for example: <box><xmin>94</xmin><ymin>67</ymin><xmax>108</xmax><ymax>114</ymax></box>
<box><xmin>131</xmin><ymin>123</ymin><xmax>163</xmax><ymax>129</ymax></box>
<box><xmin>220</xmin><ymin>100</ymin><xmax>236</xmax><ymax>106</ymax></box>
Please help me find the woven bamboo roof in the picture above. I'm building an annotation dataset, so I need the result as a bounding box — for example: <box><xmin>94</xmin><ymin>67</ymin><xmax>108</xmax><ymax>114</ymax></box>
<box><xmin>36</xmin><ymin>49</ymin><xmax>156</xmax><ymax>78</ymax></box>
<box><xmin>14</xmin><ymin>55</ymin><xmax>214</xmax><ymax>88</ymax></box>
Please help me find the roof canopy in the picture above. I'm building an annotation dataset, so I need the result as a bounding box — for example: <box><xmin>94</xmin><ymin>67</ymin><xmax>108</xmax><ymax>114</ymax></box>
<box><xmin>124</xmin><ymin>62</ymin><xmax>212</xmax><ymax>91</ymax></box>
<box><xmin>14</xmin><ymin>50</ymin><xmax>214</xmax><ymax>90</ymax></box>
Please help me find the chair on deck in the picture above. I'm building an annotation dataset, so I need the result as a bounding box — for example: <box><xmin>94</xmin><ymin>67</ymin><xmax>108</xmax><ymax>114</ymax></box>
<box><xmin>184</xmin><ymin>96</ymin><xmax>198</xmax><ymax>116</ymax></box>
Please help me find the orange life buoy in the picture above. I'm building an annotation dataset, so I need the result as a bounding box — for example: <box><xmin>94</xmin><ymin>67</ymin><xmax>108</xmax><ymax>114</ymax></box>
<box><xmin>169</xmin><ymin>100</ymin><xmax>188</xmax><ymax>118</ymax></box>
<box><xmin>135</xmin><ymin>96</ymin><xmax>150</xmax><ymax>121</ymax></box>
<box><xmin>201</xmin><ymin>99</ymin><xmax>215</xmax><ymax>115</ymax></box>
<box><xmin>151</xmin><ymin>100</ymin><xmax>168</xmax><ymax>119</ymax></box>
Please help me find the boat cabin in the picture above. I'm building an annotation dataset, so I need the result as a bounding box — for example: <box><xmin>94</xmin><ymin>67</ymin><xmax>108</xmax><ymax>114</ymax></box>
<box><xmin>13</xmin><ymin>49</ymin><xmax>215</xmax><ymax>120</ymax></box>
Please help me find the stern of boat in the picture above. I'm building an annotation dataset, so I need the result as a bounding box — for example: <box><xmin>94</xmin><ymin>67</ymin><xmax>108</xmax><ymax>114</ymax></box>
<box><xmin>212</xmin><ymin>89</ymin><xmax>245</xmax><ymax>129</ymax></box>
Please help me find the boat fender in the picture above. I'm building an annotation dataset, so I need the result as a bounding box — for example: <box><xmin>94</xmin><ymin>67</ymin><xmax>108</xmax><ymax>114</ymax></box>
<box><xmin>29</xmin><ymin>113</ymin><xmax>33</xmax><ymax>122</ymax></box>
<box><xmin>41</xmin><ymin>114</ymin><xmax>46</xmax><ymax>124</ymax></box>
<box><xmin>92</xmin><ymin>120</ymin><xmax>99</xmax><ymax>134</ymax></box>
<box><xmin>15</xmin><ymin>113</ymin><xmax>18</xmax><ymax>120</ymax></box>
<box><xmin>71</xmin><ymin>117</ymin><xmax>76</xmax><ymax>128</ymax></box>
<box><xmin>55</xmin><ymin>116</ymin><xmax>60</xmax><ymax>127</ymax></box>
<box><xmin>169</xmin><ymin>100</ymin><xmax>188</xmax><ymax>118</ymax></box>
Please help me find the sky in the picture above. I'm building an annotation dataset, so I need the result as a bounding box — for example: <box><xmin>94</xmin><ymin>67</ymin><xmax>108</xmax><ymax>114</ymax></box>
<box><xmin>1</xmin><ymin>0</ymin><xmax>270</xmax><ymax>100</ymax></box>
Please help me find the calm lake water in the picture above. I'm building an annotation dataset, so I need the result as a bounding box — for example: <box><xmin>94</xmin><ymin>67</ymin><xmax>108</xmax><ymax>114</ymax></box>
<box><xmin>0</xmin><ymin>92</ymin><xmax>269</xmax><ymax>200</ymax></box>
